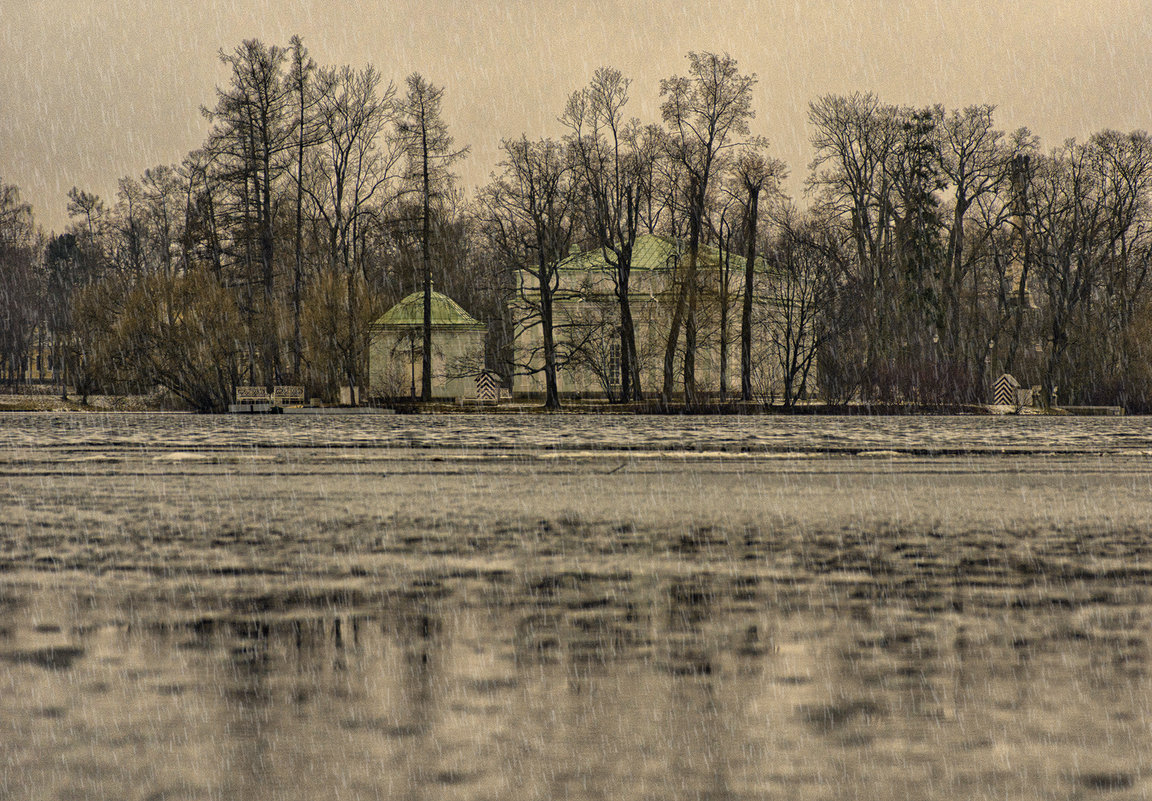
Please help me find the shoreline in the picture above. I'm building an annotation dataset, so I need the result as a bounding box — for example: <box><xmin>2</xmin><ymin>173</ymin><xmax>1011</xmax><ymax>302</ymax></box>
<box><xmin>0</xmin><ymin>393</ymin><xmax>1122</xmax><ymax>416</ymax></box>
<box><xmin>0</xmin><ymin>393</ymin><xmax>170</xmax><ymax>413</ymax></box>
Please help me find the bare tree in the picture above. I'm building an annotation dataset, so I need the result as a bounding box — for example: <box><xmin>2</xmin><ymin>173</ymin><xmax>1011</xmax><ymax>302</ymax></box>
<box><xmin>65</xmin><ymin>187</ymin><xmax>106</xmax><ymax>261</ymax></box>
<box><xmin>937</xmin><ymin>106</ymin><xmax>1006</xmax><ymax>374</ymax></box>
<box><xmin>112</xmin><ymin>177</ymin><xmax>147</xmax><ymax>275</ymax></box>
<box><xmin>765</xmin><ymin>211</ymin><xmax>836</xmax><ymax>406</ymax></box>
<box><xmin>561</xmin><ymin>67</ymin><xmax>660</xmax><ymax>401</ymax></box>
<box><xmin>659</xmin><ymin>52</ymin><xmax>757</xmax><ymax>406</ymax></box>
<box><xmin>807</xmin><ymin>93</ymin><xmax>902</xmax><ymax>395</ymax></box>
<box><xmin>179</xmin><ymin>149</ymin><xmax>226</xmax><ymax>275</ymax></box>
<box><xmin>398</xmin><ymin>74</ymin><xmax>468</xmax><ymax>401</ymax></box>
<box><xmin>140</xmin><ymin>165</ymin><xmax>182</xmax><ymax>275</ymax></box>
<box><xmin>704</xmin><ymin>189</ymin><xmax>744</xmax><ymax>401</ymax></box>
<box><xmin>301</xmin><ymin>64</ymin><xmax>403</xmax><ymax>401</ymax></box>
<box><xmin>0</xmin><ymin>180</ymin><xmax>38</xmax><ymax>388</ymax></box>
<box><xmin>734</xmin><ymin>149</ymin><xmax>786</xmax><ymax>400</ymax></box>
<box><xmin>204</xmin><ymin>39</ymin><xmax>293</xmax><ymax>387</ymax></box>
<box><xmin>1028</xmin><ymin>132</ymin><xmax>1152</xmax><ymax>406</ymax></box>
<box><xmin>287</xmin><ymin>35</ymin><xmax>318</xmax><ymax>379</ymax></box>
<box><xmin>1085</xmin><ymin>130</ymin><xmax>1152</xmax><ymax>404</ymax></box>
<box><xmin>480</xmin><ymin>137</ymin><xmax>579</xmax><ymax>410</ymax></box>
<box><xmin>116</xmin><ymin>270</ymin><xmax>245</xmax><ymax>411</ymax></box>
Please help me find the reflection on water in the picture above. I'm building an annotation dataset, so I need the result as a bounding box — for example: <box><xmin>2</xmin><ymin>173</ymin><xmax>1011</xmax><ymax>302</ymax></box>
<box><xmin>2</xmin><ymin>414</ymin><xmax>1152</xmax><ymax>799</ymax></box>
<box><xmin>3</xmin><ymin>568</ymin><xmax>1150</xmax><ymax>800</ymax></box>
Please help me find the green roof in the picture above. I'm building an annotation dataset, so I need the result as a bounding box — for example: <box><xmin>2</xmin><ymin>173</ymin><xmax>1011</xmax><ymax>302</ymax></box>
<box><xmin>558</xmin><ymin>234</ymin><xmax>745</xmax><ymax>273</ymax></box>
<box><xmin>372</xmin><ymin>291</ymin><xmax>484</xmax><ymax>329</ymax></box>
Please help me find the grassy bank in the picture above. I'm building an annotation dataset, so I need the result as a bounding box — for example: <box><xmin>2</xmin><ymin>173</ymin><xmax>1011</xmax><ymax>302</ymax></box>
<box><xmin>0</xmin><ymin>393</ymin><xmax>170</xmax><ymax>412</ymax></box>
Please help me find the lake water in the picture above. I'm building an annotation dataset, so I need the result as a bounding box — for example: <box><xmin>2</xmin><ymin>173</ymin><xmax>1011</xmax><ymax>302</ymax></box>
<box><xmin>2</xmin><ymin>413</ymin><xmax>1152</xmax><ymax>800</ymax></box>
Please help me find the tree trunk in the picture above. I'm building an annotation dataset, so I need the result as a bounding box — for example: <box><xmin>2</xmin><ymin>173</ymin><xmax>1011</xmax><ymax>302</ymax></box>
<box><xmin>293</xmin><ymin>90</ymin><xmax>305</xmax><ymax>381</ymax></box>
<box><xmin>620</xmin><ymin>294</ymin><xmax>641</xmax><ymax>401</ymax></box>
<box><xmin>421</xmin><ymin>125</ymin><xmax>433</xmax><ymax>402</ymax></box>
<box><xmin>261</xmin><ymin>134</ymin><xmax>279</xmax><ymax>391</ymax></box>
<box><xmin>682</xmin><ymin>208</ymin><xmax>702</xmax><ymax>408</ymax></box>
<box><xmin>718</xmin><ymin>292</ymin><xmax>728</xmax><ymax>402</ymax></box>
<box><xmin>346</xmin><ymin>266</ymin><xmax>359</xmax><ymax>405</ymax></box>
<box><xmin>741</xmin><ymin>185</ymin><xmax>760</xmax><ymax>401</ymax></box>
<box><xmin>618</xmin><ymin>266</ymin><xmax>641</xmax><ymax>402</ymax></box>
<box><xmin>539</xmin><ymin>270</ymin><xmax>560</xmax><ymax>410</ymax></box>
<box><xmin>661</xmin><ymin>266</ymin><xmax>688</xmax><ymax>405</ymax></box>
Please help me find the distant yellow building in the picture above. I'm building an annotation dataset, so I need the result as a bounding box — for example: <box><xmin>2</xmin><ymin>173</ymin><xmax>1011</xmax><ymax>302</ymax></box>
<box><xmin>513</xmin><ymin>234</ymin><xmax>787</xmax><ymax>400</ymax></box>
<box><xmin>6</xmin><ymin>327</ymin><xmax>60</xmax><ymax>384</ymax></box>
<box><xmin>368</xmin><ymin>291</ymin><xmax>487</xmax><ymax>400</ymax></box>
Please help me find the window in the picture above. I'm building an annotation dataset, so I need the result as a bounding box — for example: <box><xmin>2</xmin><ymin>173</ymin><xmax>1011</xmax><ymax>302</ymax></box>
<box><xmin>606</xmin><ymin>340</ymin><xmax>621</xmax><ymax>391</ymax></box>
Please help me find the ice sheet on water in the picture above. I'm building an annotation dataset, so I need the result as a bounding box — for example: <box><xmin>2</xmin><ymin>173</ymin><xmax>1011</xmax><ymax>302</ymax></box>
<box><xmin>3</xmin><ymin>413</ymin><xmax>1152</xmax><ymax>800</ymax></box>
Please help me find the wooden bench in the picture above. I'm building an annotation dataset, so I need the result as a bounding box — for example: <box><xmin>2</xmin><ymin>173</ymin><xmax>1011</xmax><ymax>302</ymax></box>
<box><xmin>236</xmin><ymin>386</ymin><xmax>270</xmax><ymax>403</ymax></box>
<box><xmin>272</xmin><ymin>385</ymin><xmax>305</xmax><ymax>406</ymax></box>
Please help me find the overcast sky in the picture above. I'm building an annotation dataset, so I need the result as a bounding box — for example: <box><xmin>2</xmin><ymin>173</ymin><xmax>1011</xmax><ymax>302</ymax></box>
<box><xmin>3</xmin><ymin>0</ymin><xmax>1151</xmax><ymax>233</ymax></box>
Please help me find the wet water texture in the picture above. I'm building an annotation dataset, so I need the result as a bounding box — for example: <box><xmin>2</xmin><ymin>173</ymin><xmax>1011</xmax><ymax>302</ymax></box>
<box><xmin>2</xmin><ymin>413</ymin><xmax>1152</xmax><ymax>800</ymax></box>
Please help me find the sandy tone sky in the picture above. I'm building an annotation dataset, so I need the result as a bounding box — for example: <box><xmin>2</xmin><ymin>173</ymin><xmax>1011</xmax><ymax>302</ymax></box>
<box><xmin>3</xmin><ymin>0</ymin><xmax>1151</xmax><ymax>233</ymax></box>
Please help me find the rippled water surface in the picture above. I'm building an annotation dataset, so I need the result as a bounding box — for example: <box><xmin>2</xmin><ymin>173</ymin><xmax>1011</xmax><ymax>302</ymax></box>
<box><xmin>3</xmin><ymin>410</ymin><xmax>1152</xmax><ymax>454</ymax></box>
<box><xmin>3</xmin><ymin>413</ymin><xmax>1152</xmax><ymax>800</ymax></box>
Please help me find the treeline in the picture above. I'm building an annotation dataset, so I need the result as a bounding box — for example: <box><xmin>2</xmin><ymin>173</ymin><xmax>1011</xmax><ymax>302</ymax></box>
<box><xmin>2</xmin><ymin>39</ymin><xmax>1151</xmax><ymax>411</ymax></box>
<box><xmin>805</xmin><ymin>96</ymin><xmax>1152</xmax><ymax>410</ymax></box>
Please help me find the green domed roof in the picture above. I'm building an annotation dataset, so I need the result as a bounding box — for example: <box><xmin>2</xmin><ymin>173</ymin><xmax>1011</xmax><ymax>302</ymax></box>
<box><xmin>372</xmin><ymin>290</ymin><xmax>484</xmax><ymax>329</ymax></box>
<box><xmin>556</xmin><ymin>233</ymin><xmax>766</xmax><ymax>273</ymax></box>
